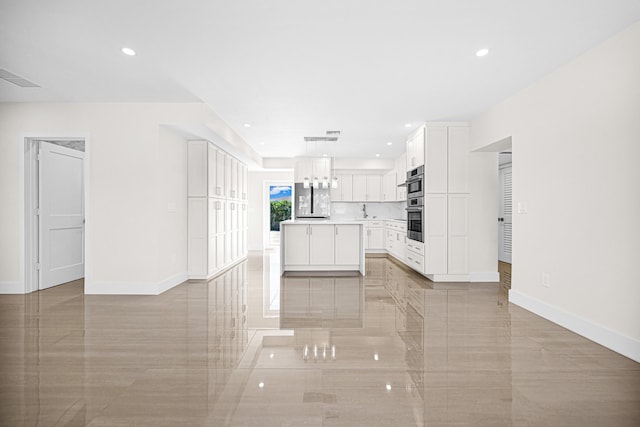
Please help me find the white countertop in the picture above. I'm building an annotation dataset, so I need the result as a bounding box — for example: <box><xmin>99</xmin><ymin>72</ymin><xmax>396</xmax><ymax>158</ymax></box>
<box><xmin>281</xmin><ymin>219</ymin><xmax>365</xmax><ymax>225</ymax></box>
<box><xmin>282</xmin><ymin>218</ymin><xmax>406</xmax><ymax>225</ymax></box>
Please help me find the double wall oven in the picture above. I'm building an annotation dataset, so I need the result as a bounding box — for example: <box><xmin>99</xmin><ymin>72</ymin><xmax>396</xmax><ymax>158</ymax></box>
<box><xmin>406</xmin><ymin>166</ymin><xmax>424</xmax><ymax>242</ymax></box>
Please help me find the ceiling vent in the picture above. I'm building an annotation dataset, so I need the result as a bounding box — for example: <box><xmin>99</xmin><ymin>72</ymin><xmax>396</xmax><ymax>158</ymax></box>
<box><xmin>0</xmin><ymin>69</ymin><xmax>40</xmax><ymax>88</ymax></box>
<box><xmin>304</xmin><ymin>130</ymin><xmax>341</xmax><ymax>143</ymax></box>
<box><xmin>304</xmin><ymin>136</ymin><xmax>339</xmax><ymax>142</ymax></box>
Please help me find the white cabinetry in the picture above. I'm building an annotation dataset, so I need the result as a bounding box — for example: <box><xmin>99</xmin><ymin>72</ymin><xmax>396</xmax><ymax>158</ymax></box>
<box><xmin>395</xmin><ymin>155</ymin><xmax>407</xmax><ymax>201</ymax></box>
<box><xmin>283</xmin><ymin>224</ymin><xmax>309</xmax><ymax>265</ymax></box>
<box><xmin>294</xmin><ymin>157</ymin><xmax>332</xmax><ymax>184</ymax></box>
<box><xmin>353</xmin><ymin>175</ymin><xmax>382</xmax><ymax>201</ymax></box>
<box><xmin>188</xmin><ymin>140</ymin><xmax>248</xmax><ymax>279</ymax></box>
<box><xmin>406</xmin><ymin>126</ymin><xmax>425</xmax><ymax>170</ymax></box>
<box><xmin>409</xmin><ymin>124</ymin><xmax>470</xmax><ymax>281</ymax></box>
<box><xmin>281</xmin><ymin>223</ymin><xmax>363</xmax><ymax>274</ymax></box>
<box><xmin>364</xmin><ymin>220</ymin><xmax>385</xmax><ymax>252</ymax></box>
<box><xmin>330</xmin><ymin>175</ymin><xmax>353</xmax><ymax>201</ymax></box>
<box><xmin>309</xmin><ymin>224</ymin><xmax>335</xmax><ymax>265</ymax></box>
<box><xmin>385</xmin><ymin>221</ymin><xmax>407</xmax><ymax>262</ymax></box>
<box><xmin>335</xmin><ymin>225</ymin><xmax>361</xmax><ymax>265</ymax></box>
<box><xmin>382</xmin><ymin>171</ymin><xmax>397</xmax><ymax>201</ymax></box>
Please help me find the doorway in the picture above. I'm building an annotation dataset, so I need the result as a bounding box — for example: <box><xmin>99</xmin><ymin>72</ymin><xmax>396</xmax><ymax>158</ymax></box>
<box><xmin>266</xmin><ymin>183</ymin><xmax>292</xmax><ymax>248</ymax></box>
<box><xmin>24</xmin><ymin>138</ymin><xmax>87</xmax><ymax>293</ymax></box>
<box><xmin>498</xmin><ymin>153</ymin><xmax>512</xmax><ymax>290</ymax></box>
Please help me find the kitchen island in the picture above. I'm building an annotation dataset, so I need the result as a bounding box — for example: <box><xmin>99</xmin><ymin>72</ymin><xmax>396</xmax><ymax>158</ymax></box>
<box><xmin>280</xmin><ymin>220</ymin><xmax>366</xmax><ymax>276</ymax></box>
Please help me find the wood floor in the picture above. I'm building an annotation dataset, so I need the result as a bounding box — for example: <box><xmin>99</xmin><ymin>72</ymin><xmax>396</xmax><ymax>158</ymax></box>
<box><xmin>0</xmin><ymin>254</ymin><xmax>638</xmax><ymax>426</ymax></box>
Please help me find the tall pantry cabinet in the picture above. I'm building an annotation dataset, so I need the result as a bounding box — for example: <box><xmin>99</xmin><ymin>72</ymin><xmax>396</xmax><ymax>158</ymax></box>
<box><xmin>188</xmin><ymin>140</ymin><xmax>248</xmax><ymax>279</ymax></box>
<box><xmin>410</xmin><ymin>124</ymin><xmax>469</xmax><ymax>281</ymax></box>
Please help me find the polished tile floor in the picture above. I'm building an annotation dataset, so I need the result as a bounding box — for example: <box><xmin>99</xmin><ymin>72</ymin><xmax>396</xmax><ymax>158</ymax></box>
<box><xmin>1</xmin><ymin>253</ymin><xmax>639</xmax><ymax>426</ymax></box>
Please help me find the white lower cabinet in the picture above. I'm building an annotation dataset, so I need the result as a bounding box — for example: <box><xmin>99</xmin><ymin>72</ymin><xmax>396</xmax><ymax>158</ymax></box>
<box><xmin>365</xmin><ymin>221</ymin><xmax>385</xmax><ymax>252</ymax></box>
<box><xmin>283</xmin><ymin>224</ymin><xmax>310</xmax><ymax>265</ymax></box>
<box><xmin>309</xmin><ymin>224</ymin><xmax>335</xmax><ymax>265</ymax></box>
<box><xmin>282</xmin><ymin>223</ymin><xmax>363</xmax><ymax>273</ymax></box>
<box><xmin>335</xmin><ymin>224</ymin><xmax>361</xmax><ymax>265</ymax></box>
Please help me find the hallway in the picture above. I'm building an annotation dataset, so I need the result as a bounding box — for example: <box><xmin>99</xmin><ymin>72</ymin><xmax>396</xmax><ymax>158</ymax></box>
<box><xmin>1</xmin><ymin>254</ymin><xmax>638</xmax><ymax>426</ymax></box>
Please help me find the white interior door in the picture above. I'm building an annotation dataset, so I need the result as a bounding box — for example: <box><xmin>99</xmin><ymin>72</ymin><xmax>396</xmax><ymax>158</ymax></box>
<box><xmin>39</xmin><ymin>141</ymin><xmax>85</xmax><ymax>289</ymax></box>
<box><xmin>498</xmin><ymin>164</ymin><xmax>512</xmax><ymax>263</ymax></box>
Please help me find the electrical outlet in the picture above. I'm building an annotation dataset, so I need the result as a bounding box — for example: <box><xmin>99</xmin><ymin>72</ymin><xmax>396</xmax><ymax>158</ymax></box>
<box><xmin>542</xmin><ymin>273</ymin><xmax>551</xmax><ymax>288</ymax></box>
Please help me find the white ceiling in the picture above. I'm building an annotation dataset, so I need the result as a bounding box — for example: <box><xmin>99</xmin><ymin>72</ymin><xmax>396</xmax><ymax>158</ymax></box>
<box><xmin>2</xmin><ymin>1</ymin><xmax>640</xmax><ymax>159</ymax></box>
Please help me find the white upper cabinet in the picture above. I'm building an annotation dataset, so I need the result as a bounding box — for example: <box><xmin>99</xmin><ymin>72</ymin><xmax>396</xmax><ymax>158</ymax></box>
<box><xmin>294</xmin><ymin>157</ymin><xmax>332</xmax><ymax>184</ymax></box>
<box><xmin>188</xmin><ymin>140</ymin><xmax>208</xmax><ymax>197</ymax></box>
<box><xmin>224</xmin><ymin>154</ymin><xmax>232</xmax><ymax>198</ymax></box>
<box><xmin>352</xmin><ymin>175</ymin><xmax>367</xmax><ymax>201</ymax></box>
<box><xmin>215</xmin><ymin>149</ymin><xmax>226</xmax><ymax>197</ymax></box>
<box><xmin>395</xmin><ymin>154</ymin><xmax>407</xmax><ymax>201</ymax></box>
<box><xmin>425</xmin><ymin>126</ymin><xmax>448</xmax><ymax>194</ymax></box>
<box><xmin>382</xmin><ymin>171</ymin><xmax>396</xmax><ymax>201</ymax></box>
<box><xmin>331</xmin><ymin>174</ymin><xmax>353</xmax><ymax>201</ymax></box>
<box><xmin>230</xmin><ymin>158</ymin><xmax>239</xmax><ymax>199</ymax></box>
<box><xmin>352</xmin><ymin>175</ymin><xmax>382</xmax><ymax>201</ymax></box>
<box><xmin>447</xmin><ymin>127</ymin><xmax>470</xmax><ymax>193</ymax></box>
<box><xmin>406</xmin><ymin>126</ymin><xmax>425</xmax><ymax>170</ymax></box>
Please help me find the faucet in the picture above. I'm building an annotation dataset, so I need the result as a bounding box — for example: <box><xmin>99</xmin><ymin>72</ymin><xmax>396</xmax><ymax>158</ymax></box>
<box><xmin>362</xmin><ymin>204</ymin><xmax>368</xmax><ymax>219</ymax></box>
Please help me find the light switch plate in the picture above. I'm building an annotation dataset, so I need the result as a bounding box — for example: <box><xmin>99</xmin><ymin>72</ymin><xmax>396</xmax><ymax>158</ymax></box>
<box><xmin>517</xmin><ymin>202</ymin><xmax>528</xmax><ymax>214</ymax></box>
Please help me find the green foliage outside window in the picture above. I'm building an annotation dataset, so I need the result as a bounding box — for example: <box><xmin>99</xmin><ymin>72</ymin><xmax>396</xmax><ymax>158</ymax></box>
<box><xmin>270</xmin><ymin>200</ymin><xmax>291</xmax><ymax>231</ymax></box>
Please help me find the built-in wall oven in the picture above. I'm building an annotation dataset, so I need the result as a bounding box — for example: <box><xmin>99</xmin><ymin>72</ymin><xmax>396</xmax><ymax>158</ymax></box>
<box><xmin>406</xmin><ymin>166</ymin><xmax>424</xmax><ymax>242</ymax></box>
<box><xmin>406</xmin><ymin>165</ymin><xmax>424</xmax><ymax>198</ymax></box>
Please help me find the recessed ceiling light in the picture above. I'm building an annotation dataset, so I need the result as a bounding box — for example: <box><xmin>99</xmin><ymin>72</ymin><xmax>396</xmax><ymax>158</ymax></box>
<box><xmin>386</xmin><ymin>384</ymin><xmax>392</xmax><ymax>391</ymax></box>
<box><xmin>386</xmin><ymin>141</ymin><xmax>393</xmax><ymax>146</ymax></box>
<box><xmin>243</xmin><ymin>123</ymin><xmax>251</xmax><ymax>128</ymax></box>
<box><xmin>476</xmin><ymin>48</ymin><xmax>489</xmax><ymax>57</ymax></box>
<box><xmin>375</xmin><ymin>154</ymin><xmax>380</xmax><ymax>157</ymax></box>
<box><xmin>404</xmin><ymin>123</ymin><xmax>412</xmax><ymax>128</ymax></box>
<box><xmin>121</xmin><ymin>47</ymin><xmax>136</xmax><ymax>56</ymax></box>
<box><xmin>259</xmin><ymin>142</ymin><xmax>265</xmax><ymax>145</ymax></box>
<box><xmin>322</xmin><ymin>153</ymin><xmax>328</xmax><ymax>157</ymax></box>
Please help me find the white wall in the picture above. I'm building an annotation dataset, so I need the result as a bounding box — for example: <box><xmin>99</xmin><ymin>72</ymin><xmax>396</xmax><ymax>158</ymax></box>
<box><xmin>247</xmin><ymin>170</ymin><xmax>294</xmax><ymax>251</ymax></box>
<box><xmin>471</xmin><ymin>21</ymin><xmax>640</xmax><ymax>360</ymax></box>
<box><xmin>0</xmin><ymin>102</ymin><xmax>241</xmax><ymax>294</ymax></box>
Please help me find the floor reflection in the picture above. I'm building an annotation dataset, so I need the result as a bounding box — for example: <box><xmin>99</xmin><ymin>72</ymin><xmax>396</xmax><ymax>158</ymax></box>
<box><xmin>0</xmin><ymin>253</ymin><xmax>638</xmax><ymax>426</ymax></box>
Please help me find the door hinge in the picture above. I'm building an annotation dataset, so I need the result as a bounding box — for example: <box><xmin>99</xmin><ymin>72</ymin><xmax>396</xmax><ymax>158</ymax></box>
<box><xmin>35</xmin><ymin>263</ymin><xmax>41</xmax><ymax>270</ymax></box>
<box><xmin>34</xmin><ymin>208</ymin><xmax>40</xmax><ymax>216</ymax></box>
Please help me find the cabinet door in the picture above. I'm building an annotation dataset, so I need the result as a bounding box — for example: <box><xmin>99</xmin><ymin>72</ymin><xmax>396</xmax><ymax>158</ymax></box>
<box><xmin>424</xmin><ymin>194</ymin><xmax>447</xmax><ymax>274</ymax></box>
<box><xmin>230</xmin><ymin>158</ymin><xmax>238</xmax><ymax>199</ymax></box>
<box><xmin>448</xmin><ymin>127</ymin><xmax>469</xmax><ymax>193</ymax></box>
<box><xmin>240</xmin><ymin>163</ymin><xmax>248</xmax><ymax>200</ymax></box>
<box><xmin>341</xmin><ymin>175</ymin><xmax>353</xmax><ymax>201</ymax></box>
<box><xmin>335</xmin><ymin>224</ymin><xmax>360</xmax><ymax>265</ymax></box>
<box><xmin>448</xmin><ymin>194</ymin><xmax>469</xmax><ymax>274</ymax></box>
<box><xmin>224</xmin><ymin>155</ymin><xmax>232</xmax><ymax>199</ymax></box>
<box><xmin>425</xmin><ymin>126</ymin><xmax>447</xmax><ymax>193</ymax></box>
<box><xmin>366</xmin><ymin>175</ymin><xmax>381</xmax><ymax>201</ymax></box>
<box><xmin>188</xmin><ymin>140</ymin><xmax>207</xmax><ymax>197</ymax></box>
<box><xmin>330</xmin><ymin>175</ymin><xmax>343</xmax><ymax>201</ymax></box>
<box><xmin>352</xmin><ymin>175</ymin><xmax>367</xmax><ymax>201</ymax></box>
<box><xmin>207</xmin><ymin>143</ymin><xmax>216</xmax><ymax>198</ymax></box>
<box><xmin>284</xmin><ymin>225</ymin><xmax>310</xmax><ymax>265</ymax></box>
<box><xmin>309</xmin><ymin>225</ymin><xmax>335</xmax><ymax>265</ymax></box>
<box><xmin>188</xmin><ymin>198</ymin><xmax>207</xmax><ymax>276</ymax></box>
<box><xmin>366</xmin><ymin>226</ymin><xmax>385</xmax><ymax>249</ymax></box>
<box><xmin>215</xmin><ymin>150</ymin><xmax>225</xmax><ymax>197</ymax></box>
<box><xmin>396</xmin><ymin>155</ymin><xmax>407</xmax><ymax>201</ymax></box>
<box><xmin>382</xmin><ymin>172</ymin><xmax>396</xmax><ymax>201</ymax></box>
<box><xmin>294</xmin><ymin>158</ymin><xmax>313</xmax><ymax>182</ymax></box>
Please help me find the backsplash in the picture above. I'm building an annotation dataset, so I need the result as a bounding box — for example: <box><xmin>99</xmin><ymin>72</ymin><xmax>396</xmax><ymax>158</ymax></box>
<box><xmin>331</xmin><ymin>201</ymin><xmax>406</xmax><ymax>220</ymax></box>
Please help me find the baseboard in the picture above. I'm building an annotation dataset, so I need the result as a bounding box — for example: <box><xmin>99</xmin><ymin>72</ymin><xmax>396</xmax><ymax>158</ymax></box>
<box><xmin>86</xmin><ymin>271</ymin><xmax>188</xmax><ymax>295</ymax></box>
<box><xmin>469</xmin><ymin>271</ymin><xmax>500</xmax><ymax>282</ymax></box>
<box><xmin>509</xmin><ymin>290</ymin><xmax>640</xmax><ymax>363</ymax></box>
<box><xmin>0</xmin><ymin>281</ymin><xmax>23</xmax><ymax>294</ymax></box>
<box><xmin>424</xmin><ymin>273</ymin><xmax>470</xmax><ymax>282</ymax></box>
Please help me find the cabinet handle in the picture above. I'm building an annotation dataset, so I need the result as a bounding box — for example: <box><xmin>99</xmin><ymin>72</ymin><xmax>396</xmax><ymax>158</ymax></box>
<box><xmin>216</xmin><ymin>187</ymin><xmax>221</xmax><ymax>196</ymax></box>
